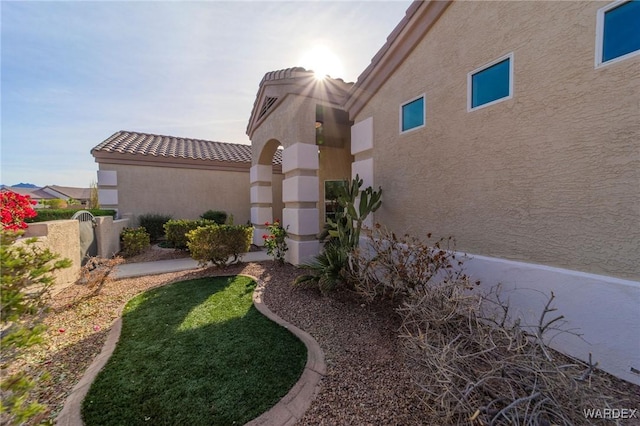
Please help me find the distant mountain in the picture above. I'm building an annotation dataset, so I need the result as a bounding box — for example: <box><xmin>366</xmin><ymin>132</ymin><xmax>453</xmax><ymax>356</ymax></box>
<box><xmin>11</xmin><ymin>183</ymin><xmax>39</xmax><ymax>188</ymax></box>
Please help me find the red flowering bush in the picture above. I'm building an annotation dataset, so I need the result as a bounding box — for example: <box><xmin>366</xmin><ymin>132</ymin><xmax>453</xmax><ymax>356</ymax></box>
<box><xmin>262</xmin><ymin>219</ymin><xmax>288</xmax><ymax>264</ymax></box>
<box><xmin>1</xmin><ymin>190</ymin><xmax>37</xmax><ymax>231</ymax></box>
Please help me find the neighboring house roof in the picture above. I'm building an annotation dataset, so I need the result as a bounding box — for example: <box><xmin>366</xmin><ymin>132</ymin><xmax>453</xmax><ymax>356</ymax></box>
<box><xmin>1</xmin><ymin>185</ymin><xmax>52</xmax><ymax>200</ymax></box>
<box><xmin>44</xmin><ymin>186</ymin><xmax>91</xmax><ymax>201</ymax></box>
<box><xmin>344</xmin><ymin>0</ymin><xmax>451</xmax><ymax>120</ymax></box>
<box><xmin>92</xmin><ymin>130</ymin><xmax>282</xmax><ymax>171</ymax></box>
<box><xmin>0</xmin><ymin>185</ymin><xmax>90</xmax><ymax>203</ymax></box>
<box><xmin>246</xmin><ymin>67</ymin><xmax>353</xmax><ymax>139</ymax></box>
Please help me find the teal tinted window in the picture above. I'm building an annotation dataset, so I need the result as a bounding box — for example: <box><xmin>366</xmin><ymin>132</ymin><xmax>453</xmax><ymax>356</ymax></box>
<box><xmin>401</xmin><ymin>97</ymin><xmax>424</xmax><ymax>132</ymax></box>
<box><xmin>471</xmin><ymin>58</ymin><xmax>511</xmax><ymax>109</ymax></box>
<box><xmin>603</xmin><ymin>1</ymin><xmax>640</xmax><ymax>62</ymax></box>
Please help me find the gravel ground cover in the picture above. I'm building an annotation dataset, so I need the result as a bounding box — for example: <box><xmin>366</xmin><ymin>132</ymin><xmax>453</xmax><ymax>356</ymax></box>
<box><xmin>12</xmin><ymin>246</ymin><xmax>640</xmax><ymax>425</ymax></box>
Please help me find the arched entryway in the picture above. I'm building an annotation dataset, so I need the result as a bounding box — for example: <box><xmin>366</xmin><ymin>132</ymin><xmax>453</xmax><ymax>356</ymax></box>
<box><xmin>247</xmin><ymin>68</ymin><xmax>353</xmax><ymax>265</ymax></box>
<box><xmin>249</xmin><ymin>138</ymin><xmax>283</xmax><ymax>247</ymax></box>
<box><xmin>251</xmin><ymin>138</ymin><xmax>321</xmax><ymax>265</ymax></box>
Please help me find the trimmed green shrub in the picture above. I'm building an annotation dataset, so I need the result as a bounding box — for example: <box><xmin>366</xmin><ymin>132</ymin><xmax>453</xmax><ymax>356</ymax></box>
<box><xmin>164</xmin><ymin>219</ymin><xmax>215</xmax><ymax>250</ymax></box>
<box><xmin>41</xmin><ymin>198</ymin><xmax>67</xmax><ymax>209</ymax></box>
<box><xmin>200</xmin><ymin>210</ymin><xmax>228</xmax><ymax>224</ymax></box>
<box><xmin>120</xmin><ymin>227</ymin><xmax>150</xmax><ymax>257</ymax></box>
<box><xmin>187</xmin><ymin>224</ymin><xmax>253</xmax><ymax>267</ymax></box>
<box><xmin>26</xmin><ymin>209</ymin><xmax>117</xmax><ymax>223</ymax></box>
<box><xmin>138</xmin><ymin>213</ymin><xmax>172</xmax><ymax>241</ymax></box>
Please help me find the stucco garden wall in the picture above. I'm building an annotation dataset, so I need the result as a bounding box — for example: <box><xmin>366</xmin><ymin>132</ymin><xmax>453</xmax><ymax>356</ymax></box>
<box><xmin>20</xmin><ymin>217</ymin><xmax>131</xmax><ymax>291</ymax></box>
<box><xmin>24</xmin><ymin>220</ymin><xmax>81</xmax><ymax>288</ymax></box>
<box><xmin>98</xmin><ymin>163</ymin><xmax>282</xmax><ymax>226</ymax></box>
<box><xmin>95</xmin><ymin>216</ymin><xmax>130</xmax><ymax>258</ymax></box>
<box><xmin>354</xmin><ymin>0</ymin><xmax>639</xmax><ymax>280</ymax></box>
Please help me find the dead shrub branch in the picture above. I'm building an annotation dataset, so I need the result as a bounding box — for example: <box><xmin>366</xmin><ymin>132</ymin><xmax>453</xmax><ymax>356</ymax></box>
<box><xmin>350</xmin><ymin>225</ymin><xmax>633</xmax><ymax>425</ymax></box>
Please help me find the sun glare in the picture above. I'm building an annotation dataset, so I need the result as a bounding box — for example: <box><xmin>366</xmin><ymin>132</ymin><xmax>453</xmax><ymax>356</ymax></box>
<box><xmin>300</xmin><ymin>45</ymin><xmax>344</xmax><ymax>80</ymax></box>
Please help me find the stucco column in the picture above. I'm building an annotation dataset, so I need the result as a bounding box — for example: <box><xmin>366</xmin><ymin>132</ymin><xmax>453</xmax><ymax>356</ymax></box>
<box><xmin>97</xmin><ymin>170</ymin><xmax>119</xmax><ymax>213</ymax></box>
<box><xmin>351</xmin><ymin>117</ymin><xmax>375</xmax><ymax>231</ymax></box>
<box><xmin>282</xmin><ymin>142</ymin><xmax>320</xmax><ymax>265</ymax></box>
<box><xmin>250</xmin><ymin>164</ymin><xmax>273</xmax><ymax>246</ymax></box>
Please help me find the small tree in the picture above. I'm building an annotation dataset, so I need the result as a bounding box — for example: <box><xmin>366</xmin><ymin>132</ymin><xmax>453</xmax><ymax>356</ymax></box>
<box><xmin>88</xmin><ymin>180</ymin><xmax>100</xmax><ymax>209</ymax></box>
<box><xmin>0</xmin><ymin>230</ymin><xmax>72</xmax><ymax>424</ymax></box>
<box><xmin>42</xmin><ymin>198</ymin><xmax>67</xmax><ymax>209</ymax></box>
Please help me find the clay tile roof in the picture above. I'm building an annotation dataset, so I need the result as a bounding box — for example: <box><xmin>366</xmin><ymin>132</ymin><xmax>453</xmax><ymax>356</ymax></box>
<box><xmin>92</xmin><ymin>131</ymin><xmax>282</xmax><ymax>165</ymax></box>
<box><xmin>246</xmin><ymin>66</ymin><xmax>354</xmax><ymax>138</ymax></box>
<box><xmin>260</xmin><ymin>66</ymin><xmax>313</xmax><ymax>85</ymax></box>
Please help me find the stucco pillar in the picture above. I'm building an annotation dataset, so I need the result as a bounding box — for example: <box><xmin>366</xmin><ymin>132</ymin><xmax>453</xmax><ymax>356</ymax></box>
<box><xmin>351</xmin><ymin>117</ymin><xmax>375</xmax><ymax>230</ymax></box>
<box><xmin>97</xmin><ymin>170</ymin><xmax>119</xmax><ymax>213</ymax></box>
<box><xmin>250</xmin><ymin>164</ymin><xmax>273</xmax><ymax>246</ymax></box>
<box><xmin>282</xmin><ymin>143</ymin><xmax>320</xmax><ymax>265</ymax></box>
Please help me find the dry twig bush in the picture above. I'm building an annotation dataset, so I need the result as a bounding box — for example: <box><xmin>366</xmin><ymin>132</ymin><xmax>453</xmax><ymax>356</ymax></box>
<box><xmin>67</xmin><ymin>256</ymin><xmax>124</xmax><ymax>308</ymax></box>
<box><xmin>349</xmin><ymin>225</ymin><xmax>472</xmax><ymax>302</ymax></box>
<box><xmin>350</xmin><ymin>226</ymin><xmax>632</xmax><ymax>425</ymax></box>
<box><xmin>77</xmin><ymin>256</ymin><xmax>123</xmax><ymax>289</ymax></box>
<box><xmin>399</xmin><ymin>286</ymin><xmax>622</xmax><ymax>425</ymax></box>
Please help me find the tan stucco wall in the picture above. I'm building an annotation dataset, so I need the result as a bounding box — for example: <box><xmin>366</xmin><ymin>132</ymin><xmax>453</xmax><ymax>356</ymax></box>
<box><xmin>98</xmin><ymin>163</ymin><xmax>265</xmax><ymax>225</ymax></box>
<box><xmin>252</xmin><ymin>96</ymin><xmax>353</xmax><ymax>227</ymax></box>
<box><xmin>252</xmin><ymin>95</ymin><xmax>321</xmax><ymax>226</ymax></box>
<box><xmin>24</xmin><ymin>220</ymin><xmax>81</xmax><ymax>288</ymax></box>
<box><xmin>252</xmin><ymin>95</ymin><xmax>317</xmax><ymax>159</ymax></box>
<box><xmin>354</xmin><ymin>1</ymin><xmax>639</xmax><ymax>279</ymax></box>
<box><xmin>272</xmin><ymin>173</ymin><xmax>284</xmax><ymax>222</ymax></box>
<box><xmin>95</xmin><ymin>217</ymin><xmax>130</xmax><ymax>258</ymax></box>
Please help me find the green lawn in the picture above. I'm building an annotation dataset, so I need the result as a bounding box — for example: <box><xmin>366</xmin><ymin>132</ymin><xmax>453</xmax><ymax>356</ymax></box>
<box><xmin>82</xmin><ymin>276</ymin><xmax>306</xmax><ymax>425</ymax></box>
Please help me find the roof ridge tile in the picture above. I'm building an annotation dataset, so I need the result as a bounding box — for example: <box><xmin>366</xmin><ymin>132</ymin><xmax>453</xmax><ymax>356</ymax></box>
<box><xmin>92</xmin><ymin>130</ymin><xmax>282</xmax><ymax>165</ymax></box>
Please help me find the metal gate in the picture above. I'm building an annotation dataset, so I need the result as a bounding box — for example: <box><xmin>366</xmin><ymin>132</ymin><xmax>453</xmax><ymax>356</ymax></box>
<box><xmin>72</xmin><ymin>210</ymin><xmax>97</xmax><ymax>265</ymax></box>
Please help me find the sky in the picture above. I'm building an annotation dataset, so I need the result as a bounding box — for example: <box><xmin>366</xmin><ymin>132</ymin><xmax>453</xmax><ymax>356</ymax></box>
<box><xmin>1</xmin><ymin>0</ymin><xmax>412</xmax><ymax>188</ymax></box>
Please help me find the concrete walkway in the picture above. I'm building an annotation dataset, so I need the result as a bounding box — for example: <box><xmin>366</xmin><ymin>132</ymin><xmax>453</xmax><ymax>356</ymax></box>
<box><xmin>56</xmin><ymin>252</ymin><xmax>324</xmax><ymax>426</ymax></box>
<box><xmin>112</xmin><ymin>249</ymin><xmax>272</xmax><ymax>279</ymax></box>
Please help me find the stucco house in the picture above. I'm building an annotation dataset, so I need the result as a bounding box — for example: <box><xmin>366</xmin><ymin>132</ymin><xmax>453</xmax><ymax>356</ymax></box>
<box><xmin>247</xmin><ymin>1</ymin><xmax>639</xmax><ymax>384</ymax></box>
<box><xmin>42</xmin><ymin>185</ymin><xmax>92</xmax><ymax>206</ymax></box>
<box><xmin>1</xmin><ymin>185</ymin><xmax>91</xmax><ymax>208</ymax></box>
<box><xmin>91</xmin><ymin>130</ymin><xmax>283</xmax><ymax>224</ymax></box>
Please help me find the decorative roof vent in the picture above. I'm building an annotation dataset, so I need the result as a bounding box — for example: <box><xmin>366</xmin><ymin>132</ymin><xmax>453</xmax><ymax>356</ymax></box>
<box><xmin>258</xmin><ymin>96</ymin><xmax>278</xmax><ymax>120</ymax></box>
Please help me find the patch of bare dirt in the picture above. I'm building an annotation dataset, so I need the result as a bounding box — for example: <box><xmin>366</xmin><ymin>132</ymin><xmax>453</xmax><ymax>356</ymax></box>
<box><xmin>121</xmin><ymin>243</ymin><xmax>191</xmax><ymax>264</ymax></box>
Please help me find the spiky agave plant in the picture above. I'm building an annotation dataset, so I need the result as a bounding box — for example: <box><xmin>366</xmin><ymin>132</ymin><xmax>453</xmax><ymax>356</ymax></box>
<box><xmin>295</xmin><ymin>174</ymin><xmax>382</xmax><ymax>294</ymax></box>
<box><xmin>294</xmin><ymin>242</ymin><xmax>350</xmax><ymax>294</ymax></box>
